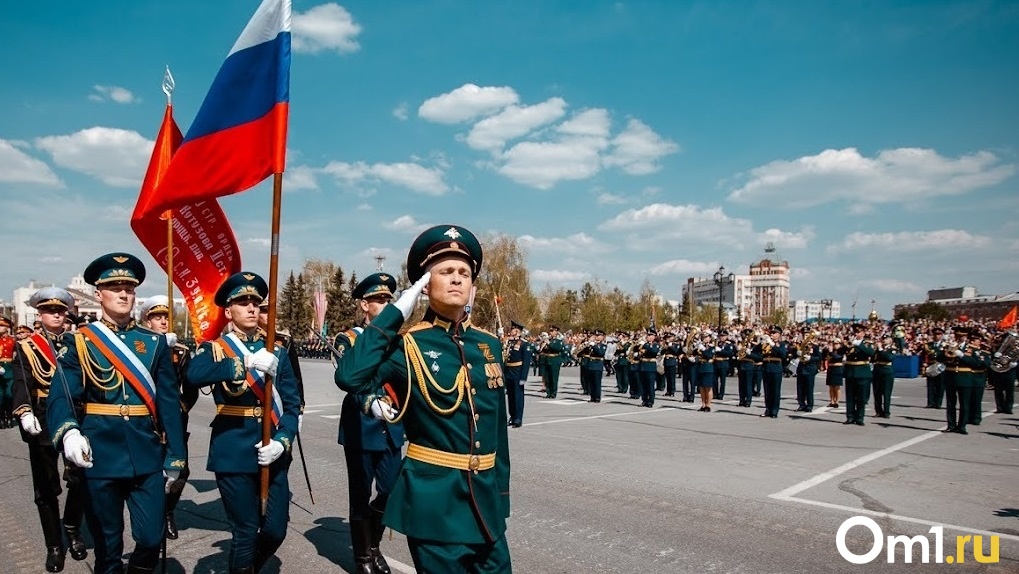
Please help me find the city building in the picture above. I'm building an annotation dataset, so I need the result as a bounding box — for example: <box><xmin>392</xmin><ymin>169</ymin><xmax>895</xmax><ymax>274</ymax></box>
<box><xmin>790</xmin><ymin>299</ymin><xmax>843</xmax><ymax>323</ymax></box>
<box><xmin>682</xmin><ymin>243</ymin><xmax>791</xmax><ymax>324</ymax></box>
<box><xmin>894</xmin><ymin>287</ymin><xmax>1019</xmax><ymax>322</ymax></box>
<box><xmin>11</xmin><ymin>277</ymin><xmax>183</xmax><ymax>326</ymax></box>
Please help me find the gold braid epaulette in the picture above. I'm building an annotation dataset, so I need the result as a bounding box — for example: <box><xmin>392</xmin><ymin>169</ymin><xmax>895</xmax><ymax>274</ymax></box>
<box><xmin>20</xmin><ymin>339</ymin><xmax>55</xmax><ymax>385</ymax></box>
<box><xmin>75</xmin><ymin>332</ymin><xmax>121</xmax><ymax>391</ymax></box>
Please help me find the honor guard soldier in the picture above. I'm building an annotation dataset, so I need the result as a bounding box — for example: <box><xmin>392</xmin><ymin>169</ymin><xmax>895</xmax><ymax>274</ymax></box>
<box><xmin>258</xmin><ymin>301</ymin><xmax>305</xmax><ymax>427</ymax></box>
<box><xmin>138</xmin><ymin>295</ymin><xmax>198</xmax><ymax>540</ymax></box>
<box><xmin>540</xmin><ymin>326</ymin><xmax>565</xmax><ymax>398</ymax></box>
<box><xmin>582</xmin><ymin>330</ymin><xmax>607</xmax><ymax>403</ymax></box>
<box><xmin>842</xmin><ymin>323</ymin><xmax>875</xmax><ymax>426</ymax></box>
<box><xmin>1</xmin><ymin>315</ymin><xmax>15</xmax><ymax>428</ymax></box>
<box><xmin>334</xmin><ymin>272</ymin><xmax>406</xmax><ymax>574</ymax></box>
<box><xmin>46</xmin><ymin>253</ymin><xmax>187</xmax><ymax>574</ymax></box>
<box><xmin>638</xmin><ymin>328</ymin><xmax>661</xmax><ymax>408</ymax></box>
<box><xmin>11</xmin><ymin>288</ymin><xmax>88</xmax><ymax>572</ymax></box>
<box><xmin>794</xmin><ymin>332</ymin><xmax>821</xmax><ymax>413</ymax></box>
<box><xmin>185</xmin><ymin>272</ymin><xmax>301</xmax><ymax>573</ymax></box>
<box><xmin>503</xmin><ymin>320</ymin><xmax>532</xmax><ymax>425</ymax></box>
<box><xmin>871</xmin><ymin>336</ymin><xmax>896</xmax><ymax>418</ymax></box>
<box><xmin>759</xmin><ymin>326</ymin><xmax>787</xmax><ymax>418</ymax></box>
<box><xmin>334</xmin><ymin>224</ymin><xmax>513</xmax><ymax>572</ymax></box>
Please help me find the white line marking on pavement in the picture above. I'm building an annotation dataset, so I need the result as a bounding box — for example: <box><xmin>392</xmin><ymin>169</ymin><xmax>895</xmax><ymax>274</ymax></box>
<box><xmin>302</xmin><ymin>409</ymin><xmax>325</xmax><ymax>414</ymax></box>
<box><xmin>524</xmin><ymin>408</ymin><xmax>668</xmax><ymax>427</ymax></box>
<box><xmin>798</xmin><ymin>406</ymin><xmax>830</xmax><ymax>416</ymax></box>
<box><xmin>389</xmin><ymin>558</ymin><xmax>416</xmax><ymax>573</ymax></box>
<box><xmin>303</xmin><ymin>402</ymin><xmax>342</xmax><ymax>408</ymax></box>
<box><xmin>319</xmin><ymin>414</ymin><xmax>342</xmax><ymax>420</ymax></box>
<box><xmin>540</xmin><ymin>399</ymin><xmax>587</xmax><ymax>405</ymax></box>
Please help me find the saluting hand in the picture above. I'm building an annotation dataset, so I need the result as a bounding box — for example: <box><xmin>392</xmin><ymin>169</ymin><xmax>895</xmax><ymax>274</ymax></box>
<box><xmin>394</xmin><ymin>272</ymin><xmax>431</xmax><ymax>322</ymax></box>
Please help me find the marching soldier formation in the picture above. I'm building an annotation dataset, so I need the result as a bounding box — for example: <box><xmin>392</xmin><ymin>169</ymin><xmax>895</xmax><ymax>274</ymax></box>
<box><xmin>1</xmin><ymin>231</ymin><xmax>1016</xmax><ymax>574</ymax></box>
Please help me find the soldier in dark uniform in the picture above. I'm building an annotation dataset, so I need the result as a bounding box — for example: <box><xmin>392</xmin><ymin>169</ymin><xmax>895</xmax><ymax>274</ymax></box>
<box><xmin>628</xmin><ymin>336</ymin><xmax>642</xmax><ymax>400</ymax></box>
<box><xmin>539</xmin><ymin>326</ymin><xmax>565</xmax><ymax>399</ymax></box>
<box><xmin>583</xmin><ymin>330</ymin><xmax>607</xmax><ymax>403</ymax></box>
<box><xmin>185</xmin><ymin>272</ymin><xmax>301</xmax><ymax>573</ymax></box>
<box><xmin>138</xmin><ymin>295</ymin><xmax>198</xmax><ymax>541</ymax></box>
<box><xmin>843</xmin><ymin>323</ymin><xmax>875</xmax><ymax>426</ymax></box>
<box><xmin>613</xmin><ymin>333</ymin><xmax>631</xmax><ymax>393</ymax></box>
<box><xmin>693</xmin><ymin>331</ymin><xmax>717</xmax><ymax>412</ymax></box>
<box><xmin>713</xmin><ymin>334</ymin><xmax>734</xmax><ymax>401</ymax></box>
<box><xmin>504</xmin><ymin>320</ymin><xmax>532</xmax><ymax>424</ymax></box>
<box><xmin>794</xmin><ymin>333</ymin><xmax>820</xmax><ymax>413</ymax></box>
<box><xmin>990</xmin><ymin>332</ymin><xmax>1016</xmax><ymax>414</ymax></box>
<box><xmin>871</xmin><ymin>335</ymin><xmax>896</xmax><ymax>418</ymax></box>
<box><xmin>334</xmin><ymin>272</ymin><xmax>406</xmax><ymax>574</ymax></box>
<box><xmin>964</xmin><ymin>335</ymin><xmax>990</xmax><ymax>427</ymax></box>
<box><xmin>47</xmin><ymin>253</ymin><xmax>187</xmax><ymax>574</ymax></box>
<box><xmin>0</xmin><ymin>315</ymin><xmax>15</xmax><ymax>428</ymax></box>
<box><xmin>661</xmin><ymin>332</ymin><xmax>681</xmax><ymax>397</ymax></box>
<box><xmin>680</xmin><ymin>331</ymin><xmax>695</xmax><ymax>403</ymax></box>
<box><xmin>736</xmin><ymin>329</ymin><xmax>761</xmax><ymax>407</ymax></box>
<box><xmin>760</xmin><ymin>326</ymin><xmax>787</xmax><ymax>418</ymax></box>
<box><xmin>334</xmin><ymin>224</ymin><xmax>512</xmax><ymax>572</ymax></box>
<box><xmin>824</xmin><ymin>337</ymin><xmax>845</xmax><ymax>408</ymax></box>
<box><xmin>922</xmin><ymin>328</ymin><xmax>946</xmax><ymax>408</ymax></box>
<box><xmin>637</xmin><ymin>328</ymin><xmax>661</xmax><ymax>408</ymax></box>
<box><xmin>11</xmin><ymin>288</ymin><xmax>88</xmax><ymax>572</ymax></box>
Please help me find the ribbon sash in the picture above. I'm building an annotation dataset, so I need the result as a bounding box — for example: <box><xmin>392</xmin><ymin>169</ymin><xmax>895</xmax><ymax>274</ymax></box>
<box><xmin>219</xmin><ymin>333</ymin><xmax>282</xmax><ymax>428</ymax></box>
<box><xmin>27</xmin><ymin>333</ymin><xmax>57</xmax><ymax>368</ymax></box>
<box><xmin>80</xmin><ymin>324</ymin><xmax>158</xmax><ymax>421</ymax></box>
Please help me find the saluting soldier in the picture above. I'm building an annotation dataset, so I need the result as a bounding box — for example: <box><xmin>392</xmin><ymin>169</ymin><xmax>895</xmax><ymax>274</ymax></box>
<box><xmin>11</xmin><ymin>288</ymin><xmax>88</xmax><ymax>572</ymax></box>
<box><xmin>334</xmin><ymin>224</ymin><xmax>512</xmax><ymax>572</ymax></box>
<box><xmin>540</xmin><ymin>326</ymin><xmax>565</xmax><ymax>399</ymax></box>
<box><xmin>843</xmin><ymin>323</ymin><xmax>875</xmax><ymax>426</ymax></box>
<box><xmin>138</xmin><ymin>295</ymin><xmax>198</xmax><ymax>540</ymax></box>
<box><xmin>47</xmin><ymin>253</ymin><xmax>187</xmax><ymax>574</ymax></box>
<box><xmin>759</xmin><ymin>326</ymin><xmax>787</xmax><ymax>418</ymax></box>
<box><xmin>185</xmin><ymin>272</ymin><xmax>301</xmax><ymax>573</ymax></box>
<box><xmin>504</xmin><ymin>320</ymin><xmax>532</xmax><ymax>424</ymax></box>
<box><xmin>334</xmin><ymin>272</ymin><xmax>406</xmax><ymax>574</ymax></box>
<box><xmin>871</xmin><ymin>335</ymin><xmax>896</xmax><ymax>418</ymax></box>
<box><xmin>1</xmin><ymin>315</ymin><xmax>15</xmax><ymax>428</ymax></box>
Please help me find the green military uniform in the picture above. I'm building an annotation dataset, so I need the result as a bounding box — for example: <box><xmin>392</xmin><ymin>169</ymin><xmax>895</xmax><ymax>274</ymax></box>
<box><xmin>334</xmin><ymin>224</ymin><xmax>512</xmax><ymax>573</ymax></box>
<box><xmin>0</xmin><ymin>315</ymin><xmax>15</xmax><ymax>428</ymax></box>
<box><xmin>539</xmin><ymin>327</ymin><xmax>565</xmax><ymax>399</ymax></box>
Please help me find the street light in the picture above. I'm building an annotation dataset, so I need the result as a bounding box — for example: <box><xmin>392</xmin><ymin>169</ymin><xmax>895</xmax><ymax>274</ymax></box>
<box><xmin>819</xmin><ymin>298</ymin><xmax>833</xmax><ymax>323</ymax></box>
<box><xmin>712</xmin><ymin>266</ymin><xmax>735</xmax><ymax>331</ymax></box>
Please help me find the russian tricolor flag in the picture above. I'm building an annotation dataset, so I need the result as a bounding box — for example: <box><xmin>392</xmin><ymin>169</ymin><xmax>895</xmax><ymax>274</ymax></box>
<box><xmin>137</xmin><ymin>0</ymin><xmax>291</xmax><ymax>219</ymax></box>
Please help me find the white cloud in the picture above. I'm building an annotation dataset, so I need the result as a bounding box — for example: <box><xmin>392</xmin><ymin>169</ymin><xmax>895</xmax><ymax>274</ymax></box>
<box><xmin>465</xmin><ymin>98</ymin><xmax>567</xmax><ymax>152</ymax></box>
<box><xmin>497</xmin><ymin>139</ymin><xmax>603</xmax><ymax>189</ymax></box>
<box><xmin>292</xmin><ymin>3</ymin><xmax>361</xmax><ymax>54</ymax></box>
<box><xmin>34</xmin><ymin>127</ymin><xmax>152</xmax><ymax>187</ymax></box>
<box><xmin>532</xmin><ymin>269</ymin><xmax>590</xmax><ymax>283</ymax></box>
<box><xmin>596</xmin><ymin>192</ymin><xmax>627</xmax><ymax>205</ymax></box>
<box><xmin>392</xmin><ymin>103</ymin><xmax>409</xmax><ymax>121</ymax></box>
<box><xmin>518</xmin><ymin>232</ymin><xmax>611</xmax><ymax>254</ymax></box>
<box><xmin>603</xmin><ymin>118</ymin><xmax>679</xmax><ymax>175</ymax></box>
<box><xmin>418</xmin><ymin>84</ymin><xmax>518</xmax><ymax>124</ymax></box>
<box><xmin>246</xmin><ymin>238</ymin><xmax>272</xmax><ymax>248</ymax></box>
<box><xmin>0</xmin><ymin>138</ymin><xmax>62</xmax><ymax>186</ymax></box>
<box><xmin>728</xmin><ymin>147</ymin><xmax>1016</xmax><ymax>208</ymax></box>
<box><xmin>858</xmin><ymin>279</ymin><xmax>924</xmax><ymax>293</ymax></box>
<box><xmin>828</xmin><ymin>229</ymin><xmax>992</xmax><ymax>253</ymax></box>
<box><xmin>88</xmin><ymin>85</ymin><xmax>138</xmax><ymax>104</ymax></box>
<box><xmin>322</xmin><ymin>160</ymin><xmax>448</xmax><ymax>195</ymax></box>
<box><xmin>356</xmin><ymin>202</ymin><xmax>372</xmax><ymax>211</ymax></box>
<box><xmin>284</xmin><ymin>165</ymin><xmax>319</xmax><ymax>191</ymax></box>
<box><xmin>758</xmin><ymin>227</ymin><xmax>815</xmax><ymax>249</ymax></box>
<box><xmin>384</xmin><ymin>215</ymin><xmax>430</xmax><ymax>233</ymax></box>
<box><xmin>648</xmin><ymin>259</ymin><xmax>720</xmax><ymax>276</ymax></box>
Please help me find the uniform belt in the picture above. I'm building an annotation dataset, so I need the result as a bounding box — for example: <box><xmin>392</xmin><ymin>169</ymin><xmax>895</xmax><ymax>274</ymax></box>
<box><xmin>406</xmin><ymin>443</ymin><xmax>496</xmax><ymax>472</ymax></box>
<box><xmin>641</xmin><ymin>359</ymin><xmax>657</xmax><ymax>362</ymax></box>
<box><xmin>873</xmin><ymin>362</ymin><xmax>891</xmax><ymax>366</ymax></box>
<box><xmin>828</xmin><ymin>362</ymin><xmax>844</xmax><ymax>367</ymax></box>
<box><xmin>85</xmin><ymin>404</ymin><xmax>150</xmax><ymax>417</ymax></box>
<box><xmin>540</xmin><ymin>353</ymin><xmax>559</xmax><ymax>357</ymax></box>
<box><xmin>713</xmin><ymin>357</ymin><xmax>728</xmax><ymax>361</ymax></box>
<box><xmin>846</xmin><ymin>361</ymin><xmax>869</xmax><ymax>366</ymax></box>
<box><xmin>764</xmin><ymin>358</ymin><xmax>782</xmax><ymax>362</ymax></box>
<box><xmin>505</xmin><ymin>361</ymin><xmax>522</xmax><ymax>367</ymax></box>
<box><xmin>216</xmin><ymin>404</ymin><xmax>265</xmax><ymax>418</ymax></box>
<box><xmin>946</xmin><ymin>367</ymin><xmax>972</xmax><ymax>372</ymax></box>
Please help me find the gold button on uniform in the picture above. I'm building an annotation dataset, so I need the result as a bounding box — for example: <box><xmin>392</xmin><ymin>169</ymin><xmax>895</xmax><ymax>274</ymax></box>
<box><xmin>475</xmin><ymin>441</ymin><xmax>481</xmax><ymax>448</ymax></box>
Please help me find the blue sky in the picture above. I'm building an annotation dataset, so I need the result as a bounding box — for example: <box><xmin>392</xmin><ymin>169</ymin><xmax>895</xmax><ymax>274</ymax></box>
<box><xmin>1</xmin><ymin>0</ymin><xmax>1017</xmax><ymax>319</ymax></box>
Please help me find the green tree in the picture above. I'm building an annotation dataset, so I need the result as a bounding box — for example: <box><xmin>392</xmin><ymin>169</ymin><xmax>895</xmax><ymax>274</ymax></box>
<box><xmin>914</xmin><ymin>301</ymin><xmax>950</xmax><ymax>320</ymax></box>
<box><xmin>541</xmin><ymin>286</ymin><xmax>576</xmax><ymax>332</ymax></box>
<box><xmin>472</xmin><ymin>234</ymin><xmax>539</xmax><ymax>332</ymax></box>
<box><xmin>761</xmin><ymin>307</ymin><xmax>790</xmax><ymax>327</ymax></box>
<box><xmin>324</xmin><ymin>266</ymin><xmax>358</xmax><ymax>335</ymax></box>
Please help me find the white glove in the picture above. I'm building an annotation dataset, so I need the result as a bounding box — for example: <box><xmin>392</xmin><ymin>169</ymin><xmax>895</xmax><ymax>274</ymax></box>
<box><xmin>62</xmin><ymin>429</ymin><xmax>93</xmax><ymax>468</ymax></box>
<box><xmin>1010</xmin><ymin>362</ymin><xmax>1017</xmax><ymax>368</ymax></box>
<box><xmin>245</xmin><ymin>348</ymin><xmax>278</xmax><ymax>377</ymax></box>
<box><xmin>20</xmin><ymin>412</ymin><xmax>42</xmax><ymax>436</ymax></box>
<box><xmin>298</xmin><ymin>414</ymin><xmax>304</xmax><ymax>434</ymax></box>
<box><xmin>851</xmin><ymin>339</ymin><xmax>862</xmax><ymax>346</ymax></box>
<box><xmin>165</xmin><ymin>332</ymin><xmax>178</xmax><ymax>347</ymax></box>
<box><xmin>254</xmin><ymin>439</ymin><xmax>285</xmax><ymax>466</ymax></box>
<box><xmin>955</xmin><ymin>349</ymin><xmax>964</xmax><ymax>357</ymax></box>
<box><xmin>163</xmin><ymin>470</ymin><xmax>181</xmax><ymax>494</ymax></box>
<box><xmin>0</xmin><ymin>366</ymin><xmax>5</xmax><ymax>375</ymax></box>
<box><xmin>497</xmin><ymin>327</ymin><xmax>505</xmax><ymax>337</ymax></box>
<box><xmin>688</xmin><ymin>356</ymin><xmax>697</xmax><ymax>363</ymax></box>
<box><xmin>393</xmin><ymin>272</ymin><xmax>431</xmax><ymax>322</ymax></box>
<box><xmin>994</xmin><ymin>352</ymin><xmax>1002</xmax><ymax>358</ymax></box>
<box><xmin>369</xmin><ymin>398</ymin><xmax>397</xmax><ymax>421</ymax></box>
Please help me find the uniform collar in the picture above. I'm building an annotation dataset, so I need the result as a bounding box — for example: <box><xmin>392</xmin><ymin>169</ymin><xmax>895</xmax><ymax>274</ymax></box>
<box><xmin>100</xmin><ymin>317</ymin><xmax>136</xmax><ymax>332</ymax></box>
<box><xmin>44</xmin><ymin>328</ymin><xmax>65</xmax><ymax>342</ymax></box>
<box><xmin>234</xmin><ymin>328</ymin><xmax>264</xmax><ymax>343</ymax></box>
<box><xmin>423</xmin><ymin>309</ymin><xmax>472</xmax><ymax>336</ymax></box>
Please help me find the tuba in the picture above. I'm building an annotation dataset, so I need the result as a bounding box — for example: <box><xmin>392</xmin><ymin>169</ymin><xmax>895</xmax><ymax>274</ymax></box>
<box><xmin>991</xmin><ymin>333</ymin><xmax>1019</xmax><ymax>373</ymax></box>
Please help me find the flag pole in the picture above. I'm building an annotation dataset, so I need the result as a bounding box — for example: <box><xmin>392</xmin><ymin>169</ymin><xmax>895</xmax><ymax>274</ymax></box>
<box><xmin>261</xmin><ymin>172</ymin><xmax>284</xmax><ymax>516</ymax></box>
<box><xmin>162</xmin><ymin>67</ymin><xmax>176</xmax><ymax>331</ymax></box>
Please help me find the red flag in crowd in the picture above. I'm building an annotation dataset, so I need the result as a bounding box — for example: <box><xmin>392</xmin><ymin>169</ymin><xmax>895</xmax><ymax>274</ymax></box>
<box><xmin>999</xmin><ymin>305</ymin><xmax>1018</xmax><ymax>330</ymax></box>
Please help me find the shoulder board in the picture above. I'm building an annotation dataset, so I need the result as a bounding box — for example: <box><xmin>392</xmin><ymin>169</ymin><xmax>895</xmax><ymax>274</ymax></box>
<box><xmin>406</xmin><ymin>322</ymin><xmax>433</xmax><ymax>333</ymax></box>
<box><xmin>472</xmin><ymin>326</ymin><xmax>499</xmax><ymax>340</ymax></box>
<box><xmin>134</xmin><ymin>325</ymin><xmax>159</xmax><ymax>336</ymax></box>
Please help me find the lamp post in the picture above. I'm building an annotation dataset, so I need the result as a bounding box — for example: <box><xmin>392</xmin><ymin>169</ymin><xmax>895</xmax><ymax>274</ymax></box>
<box><xmin>819</xmin><ymin>298</ymin><xmax>832</xmax><ymax>323</ymax></box>
<box><xmin>712</xmin><ymin>266</ymin><xmax>735</xmax><ymax>331</ymax></box>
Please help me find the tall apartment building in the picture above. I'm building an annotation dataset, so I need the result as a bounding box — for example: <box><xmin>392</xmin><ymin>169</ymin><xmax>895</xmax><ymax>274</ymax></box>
<box><xmin>682</xmin><ymin>243</ymin><xmax>791</xmax><ymax>324</ymax></box>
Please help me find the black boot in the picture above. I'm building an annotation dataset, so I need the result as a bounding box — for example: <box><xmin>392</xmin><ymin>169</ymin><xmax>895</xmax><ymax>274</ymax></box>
<box><xmin>165</xmin><ymin>512</ymin><xmax>179</xmax><ymax>540</ymax></box>
<box><xmin>369</xmin><ymin>509</ymin><xmax>392</xmax><ymax>574</ymax></box>
<box><xmin>231</xmin><ymin>568</ymin><xmax>255</xmax><ymax>574</ymax></box>
<box><xmin>63</xmin><ymin>524</ymin><xmax>88</xmax><ymax>561</ymax></box>
<box><xmin>38</xmin><ymin>504</ymin><xmax>66</xmax><ymax>572</ymax></box>
<box><xmin>253</xmin><ymin>533</ymin><xmax>283</xmax><ymax>573</ymax></box>
<box><xmin>350</xmin><ymin>518</ymin><xmax>374</xmax><ymax>574</ymax></box>
<box><xmin>125</xmin><ymin>564</ymin><xmax>155</xmax><ymax>574</ymax></box>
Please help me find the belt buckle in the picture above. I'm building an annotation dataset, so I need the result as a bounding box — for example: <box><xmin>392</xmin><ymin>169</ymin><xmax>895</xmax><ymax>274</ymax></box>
<box><xmin>468</xmin><ymin>455</ymin><xmax>480</xmax><ymax>472</ymax></box>
<box><xmin>253</xmin><ymin>406</ymin><xmax>263</xmax><ymax>421</ymax></box>
<box><xmin>119</xmin><ymin>404</ymin><xmax>130</xmax><ymax>420</ymax></box>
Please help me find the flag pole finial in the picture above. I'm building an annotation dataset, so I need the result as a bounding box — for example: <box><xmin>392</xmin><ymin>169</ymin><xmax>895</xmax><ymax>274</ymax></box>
<box><xmin>162</xmin><ymin>66</ymin><xmax>175</xmax><ymax>104</ymax></box>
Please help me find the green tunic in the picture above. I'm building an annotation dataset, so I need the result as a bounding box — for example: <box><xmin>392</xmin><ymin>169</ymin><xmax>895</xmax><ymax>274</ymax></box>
<box><xmin>334</xmin><ymin>304</ymin><xmax>510</xmax><ymax>544</ymax></box>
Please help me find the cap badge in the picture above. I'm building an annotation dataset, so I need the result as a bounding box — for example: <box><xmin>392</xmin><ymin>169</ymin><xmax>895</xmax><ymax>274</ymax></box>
<box><xmin>243</xmin><ymin>273</ymin><xmax>256</xmax><ymax>280</ymax></box>
<box><xmin>380</xmin><ymin>274</ymin><xmax>390</xmax><ymax>282</ymax></box>
<box><xmin>444</xmin><ymin>227</ymin><xmax>461</xmax><ymax>239</ymax></box>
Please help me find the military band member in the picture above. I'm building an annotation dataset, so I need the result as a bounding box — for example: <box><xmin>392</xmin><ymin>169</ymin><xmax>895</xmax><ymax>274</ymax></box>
<box><xmin>637</xmin><ymin>328</ymin><xmax>661</xmax><ymax>408</ymax></box>
<box><xmin>964</xmin><ymin>336</ymin><xmax>990</xmax><ymax>427</ymax></box>
<box><xmin>990</xmin><ymin>332</ymin><xmax>1016</xmax><ymax>414</ymax></box>
<box><xmin>760</xmin><ymin>327</ymin><xmax>787</xmax><ymax>418</ymax></box>
<box><xmin>186</xmin><ymin>272</ymin><xmax>301</xmax><ymax>573</ymax></box>
<box><xmin>1</xmin><ymin>315</ymin><xmax>15</xmax><ymax>428</ymax></box>
<box><xmin>824</xmin><ymin>339</ymin><xmax>845</xmax><ymax>408</ymax></box>
<box><xmin>693</xmin><ymin>331</ymin><xmax>716</xmax><ymax>412</ymax></box>
<box><xmin>737</xmin><ymin>330</ymin><xmax>762</xmax><ymax>407</ymax></box>
<box><xmin>628</xmin><ymin>337</ymin><xmax>642</xmax><ymax>400</ymax></box>
<box><xmin>713</xmin><ymin>335</ymin><xmax>734</xmax><ymax>401</ymax></box>
<box><xmin>540</xmin><ymin>326</ymin><xmax>565</xmax><ymax>399</ymax></box>
<box><xmin>922</xmin><ymin>328</ymin><xmax>946</xmax><ymax>408</ymax></box>
<box><xmin>47</xmin><ymin>253</ymin><xmax>186</xmax><ymax>574</ymax></box>
<box><xmin>871</xmin><ymin>336</ymin><xmax>896</xmax><ymax>418</ymax></box>
<box><xmin>613</xmin><ymin>333</ymin><xmax>631</xmax><ymax>394</ymax></box>
<box><xmin>940</xmin><ymin>327</ymin><xmax>969</xmax><ymax>434</ymax></box>
<box><xmin>843</xmin><ymin>324</ymin><xmax>874</xmax><ymax>426</ymax></box>
<box><xmin>661</xmin><ymin>332</ymin><xmax>681</xmax><ymax>397</ymax></box>
<box><xmin>794</xmin><ymin>334</ymin><xmax>820</xmax><ymax>413</ymax></box>
<box><xmin>11</xmin><ymin>288</ymin><xmax>88</xmax><ymax>572</ymax></box>
<box><xmin>334</xmin><ymin>224</ymin><xmax>512</xmax><ymax>572</ymax></box>
<box><xmin>504</xmin><ymin>320</ymin><xmax>532</xmax><ymax>424</ymax></box>
<box><xmin>334</xmin><ymin>272</ymin><xmax>405</xmax><ymax>574</ymax></box>
<box><xmin>138</xmin><ymin>295</ymin><xmax>198</xmax><ymax>541</ymax></box>
<box><xmin>583</xmin><ymin>330</ymin><xmax>607</xmax><ymax>403</ymax></box>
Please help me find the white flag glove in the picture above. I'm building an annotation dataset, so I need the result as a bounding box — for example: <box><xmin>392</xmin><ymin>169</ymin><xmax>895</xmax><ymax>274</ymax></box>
<box><xmin>62</xmin><ymin>429</ymin><xmax>93</xmax><ymax>468</ymax></box>
<box><xmin>163</xmin><ymin>470</ymin><xmax>181</xmax><ymax>494</ymax></box>
<box><xmin>394</xmin><ymin>272</ymin><xmax>431</xmax><ymax>322</ymax></box>
<box><xmin>165</xmin><ymin>332</ymin><xmax>178</xmax><ymax>347</ymax></box>
<box><xmin>20</xmin><ymin>412</ymin><xmax>42</xmax><ymax>436</ymax></box>
<box><xmin>369</xmin><ymin>398</ymin><xmax>397</xmax><ymax>421</ymax></box>
<box><xmin>245</xmin><ymin>349</ymin><xmax>278</xmax><ymax>377</ymax></box>
<box><xmin>954</xmin><ymin>349</ymin><xmax>964</xmax><ymax>358</ymax></box>
<box><xmin>255</xmin><ymin>439</ymin><xmax>285</xmax><ymax>466</ymax></box>
<box><xmin>298</xmin><ymin>414</ymin><xmax>304</xmax><ymax>434</ymax></box>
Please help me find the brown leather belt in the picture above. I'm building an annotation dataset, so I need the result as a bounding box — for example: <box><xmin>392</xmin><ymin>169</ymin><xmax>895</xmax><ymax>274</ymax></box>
<box><xmin>406</xmin><ymin>443</ymin><xmax>495</xmax><ymax>472</ymax></box>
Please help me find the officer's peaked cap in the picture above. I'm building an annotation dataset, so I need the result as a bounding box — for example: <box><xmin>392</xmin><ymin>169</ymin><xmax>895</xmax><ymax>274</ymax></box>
<box><xmin>406</xmin><ymin>224</ymin><xmax>483</xmax><ymax>283</ymax></box>
<box><xmin>215</xmin><ymin>272</ymin><xmax>269</xmax><ymax>308</ymax></box>
<box><xmin>140</xmin><ymin>295</ymin><xmax>171</xmax><ymax>318</ymax></box>
<box><xmin>84</xmin><ymin>252</ymin><xmax>146</xmax><ymax>286</ymax></box>
<box><xmin>29</xmin><ymin>287</ymin><xmax>75</xmax><ymax>311</ymax></box>
<box><xmin>353</xmin><ymin>273</ymin><xmax>397</xmax><ymax>300</ymax></box>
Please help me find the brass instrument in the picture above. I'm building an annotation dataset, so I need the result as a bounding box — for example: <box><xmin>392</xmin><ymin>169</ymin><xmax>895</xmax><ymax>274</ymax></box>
<box><xmin>991</xmin><ymin>332</ymin><xmax>1018</xmax><ymax>373</ymax></box>
<box><xmin>798</xmin><ymin>331</ymin><xmax>818</xmax><ymax>359</ymax></box>
<box><xmin>684</xmin><ymin>327</ymin><xmax>701</xmax><ymax>356</ymax></box>
<box><xmin>736</xmin><ymin>329</ymin><xmax>756</xmax><ymax>361</ymax></box>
